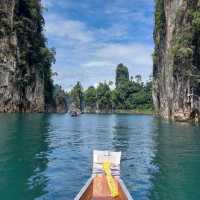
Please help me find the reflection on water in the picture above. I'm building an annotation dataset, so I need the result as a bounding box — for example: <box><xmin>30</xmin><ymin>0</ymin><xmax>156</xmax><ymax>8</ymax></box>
<box><xmin>0</xmin><ymin>114</ymin><xmax>200</xmax><ymax>200</ymax></box>
<box><xmin>112</xmin><ymin>115</ymin><xmax>157</xmax><ymax>200</ymax></box>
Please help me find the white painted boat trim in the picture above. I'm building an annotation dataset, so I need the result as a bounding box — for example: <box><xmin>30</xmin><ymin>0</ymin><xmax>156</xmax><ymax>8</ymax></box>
<box><xmin>74</xmin><ymin>176</ymin><xmax>93</xmax><ymax>200</ymax></box>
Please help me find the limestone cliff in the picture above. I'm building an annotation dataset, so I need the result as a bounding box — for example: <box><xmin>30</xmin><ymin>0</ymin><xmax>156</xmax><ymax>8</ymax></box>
<box><xmin>47</xmin><ymin>85</ymin><xmax>68</xmax><ymax>113</ymax></box>
<box><xmin>0</xmin><ymin>0</ymin><xmax>61</xmax><ymax>112</ymax></box>
<box><xmin>153</xmin><ymin>0</ymin><xmax>200</xmax><ymax>121</ymax></box>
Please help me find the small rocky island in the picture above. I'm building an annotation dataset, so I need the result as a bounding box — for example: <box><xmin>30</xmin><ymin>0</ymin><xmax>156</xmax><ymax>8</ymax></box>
<box><xmin>153</xmin><ymin>0</ymin><xmax>200</xmax><ymax>122</ymax></box>
<box><xmin>0</xmin><ymin>0</ymin><xmax>67</xmax><ymax>112</ymax></box>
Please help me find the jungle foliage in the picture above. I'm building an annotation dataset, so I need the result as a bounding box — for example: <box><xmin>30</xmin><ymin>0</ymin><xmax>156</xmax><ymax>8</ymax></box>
<box><xmin>69</xmin><ymin>64</ymin><xmax>153</xmax><ymax>113</ymax></box>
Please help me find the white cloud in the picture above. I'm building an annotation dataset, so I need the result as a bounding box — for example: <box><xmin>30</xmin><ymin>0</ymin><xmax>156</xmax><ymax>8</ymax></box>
<box><xmin>52</xmin><ymin>42</ymin><xmax>153</xmax><ymax>90</ymax></box>
<box><xmin>83</xmin><ymin>61</ymin><xmax>114</xmax><ymax>68</ymax></box>
<box><xmin>45</xmin><ymin>14</ymin><xmax>94</xmax><ymax>43</ymax></box>
<box><xmin>42</xmin><ymin>0</ymin><xmax>53</xmax><ymax>7</ymax></box>
<box><xmin>42</xmin><ymin>0</ymin><xmax>70</xmax><ymax>9</ymax></box>
<box><xmin>98</xmin><ymin>24</ymin><xmax>129</xmax><ymax>41</ymax></box>
<box><xmin>81</xmin><ymin>43</ymin><xmax>153</xmax><ymax>86</ymax></box>
<box><xmin>95</xmin><ymin>43</ymin><xmax>152</xmax><ymax>67</ymax></box>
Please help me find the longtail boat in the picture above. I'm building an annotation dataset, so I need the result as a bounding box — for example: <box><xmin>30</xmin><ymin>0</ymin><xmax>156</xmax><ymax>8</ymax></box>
<box><xmin>74</xmin><ymin>150</ymin><xmax>133</xmax><ymax>200</ymax></box>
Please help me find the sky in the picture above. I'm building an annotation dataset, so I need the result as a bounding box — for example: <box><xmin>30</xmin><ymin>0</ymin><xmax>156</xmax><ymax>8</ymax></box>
<box><xmin>41</xmin><ymin>0</ymin><xmax>155</xmax><ymax>91</ymax></box>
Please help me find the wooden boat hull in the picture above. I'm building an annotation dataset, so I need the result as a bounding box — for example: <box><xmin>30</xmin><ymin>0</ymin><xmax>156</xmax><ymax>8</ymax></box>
<box><xmin>74</xmin><ymin>175</ymin><xmax>133</xmax><ymax>200</ymax></box>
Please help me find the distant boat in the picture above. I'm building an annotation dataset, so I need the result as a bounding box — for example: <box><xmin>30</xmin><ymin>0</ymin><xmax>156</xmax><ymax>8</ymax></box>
<box><xmin>74</xmin><ymin>150</ymin><xmax>133</xmax><ymax>200</ymax></box>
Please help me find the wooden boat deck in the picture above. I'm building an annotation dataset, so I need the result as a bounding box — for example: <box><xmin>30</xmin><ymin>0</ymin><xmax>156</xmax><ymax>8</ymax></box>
<box><xmin>78</xmin><ymin>175</ymin><xmax>129</xmax><ymax>200</ymax></box>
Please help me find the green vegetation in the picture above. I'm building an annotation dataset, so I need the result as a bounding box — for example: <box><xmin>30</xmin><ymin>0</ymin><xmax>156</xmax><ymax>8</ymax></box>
<box><xmin>69</xmin><ymin>64</ymin><xmax>153</xmax><ymax>114</ymax></box>
<box><xmin>191</xmin><ymin>10</ymin><xmax>200</xmax><ymax>33</ymax></box>
<box><xmin>190</xmin><ymin>3</ymin><xmax>200</xmax><ymax>94</ymax></box>
<box><xmin>111</xmin><ymin>64</ymin><xmax>152</xmax><ymax>111</ymax></box>
<box><xmin>85</xmin><ymin>86</ymin><xmax>97</xmax><ymax>110</ymax></box>
<box><xmin>171</xmin><ymin>3</ymin><xmax>200</xmax><ymax>79</ymax></box>
<box><xmin>154</xmin><ymin>0</ymin><xmax>166</xmax><ymax>33</ymax></box>
<box><xmin>153</xmin><ymin>0</ymin><xmax>166</xmax><ymax>77</ymax></box>
<box><xmin>96</xmin><ymin>83</ymin><xmax>112</xmax><ymax>111</ymax></box>
<box><xmin>171</xmin><ymin>29</ymin><xmax>193</xmax><ymax>74</ymax></box>
<box><xmin>115</xmin><ymin>63</ymin><xmax>129</xmax><ymax>87</ymax></box>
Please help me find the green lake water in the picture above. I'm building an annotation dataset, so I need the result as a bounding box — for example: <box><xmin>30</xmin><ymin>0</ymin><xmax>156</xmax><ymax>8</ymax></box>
<box><xmin>0</xmin><ymin>114</ymin><xmax>200</xmax><ymax>200</ymax></box>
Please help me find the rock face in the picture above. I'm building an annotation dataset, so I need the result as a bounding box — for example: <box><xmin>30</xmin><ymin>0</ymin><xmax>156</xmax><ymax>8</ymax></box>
<box><xmin>68</xmin><ymin>81</ymin><xmax>84</xmax><ymax>114</ymax></box>
<box><xmin>47</xmin><ymin>85</ymin><xmax>68</xmax><ymax>113</ymax></box>
<box><xmin>153</xmin><ymin>0</ymin><xmax>200</xmax><ymax>121</ymax></box>
<box><xmin>53</xmin><ymin>91</ymin><xmax>67</xmax><ymax>113</ymax></box>
<box><xmin>0</xmin><ymin>0</ymin><xmax>66</xmax><ymax>113</ymax></box>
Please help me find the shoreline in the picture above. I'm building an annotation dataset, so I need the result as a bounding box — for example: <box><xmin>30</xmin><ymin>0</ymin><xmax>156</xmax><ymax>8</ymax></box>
<box><xmin>84</xmin><ymin>109</ymin><xmax>154</xmax><ymax>116</ymax></box>
<box><xmin>0</xmin><ymin>110</ymin><xmax>154</xmax><ymax>116</ymax></box>
<box><xmin>113</xmin><ymin>109</ymin><xmax>154</xmax><ymax>115</ymax></box>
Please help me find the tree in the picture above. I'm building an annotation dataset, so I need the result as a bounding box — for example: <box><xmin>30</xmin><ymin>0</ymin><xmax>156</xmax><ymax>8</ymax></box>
<box><xmin>115</xmin><ymin>63</ymin><xmax>129</xmax><ymax>87</ymax></box>
<box><xmin>96</xmin><ymin>83</ymin><xmax>112</xmax><ymax>111</ymax></box>
<box><xmin>114</xmin><ymin>64</ymin><xmax>130</xmax><ymax>109</ymax></box>
<box><xmin>85</xmin><ymin>86</ymin><xmax>97</xmax><ymax>110</ymax></box>
<box><xmin>69</xmin><ymin>64</ymin><xmax>153</xmax><ymax>113</ymax></box>
<box><xmin>113</xmin><ymin>64</ymin><xmax>153</xmax><ymax>110</ymax></box>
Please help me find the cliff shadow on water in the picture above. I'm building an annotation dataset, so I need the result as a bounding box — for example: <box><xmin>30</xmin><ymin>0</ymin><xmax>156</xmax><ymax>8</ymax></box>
<box><xmin>149</xmin><ymin>119</ymin><xmax>200</xmax><ymax>200</ymax></box>
<box><xmin>0</xmin><ymin>113</ymin><xmax>51</xmax><ymax>199</ymax></box>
